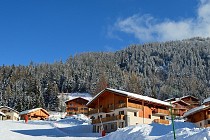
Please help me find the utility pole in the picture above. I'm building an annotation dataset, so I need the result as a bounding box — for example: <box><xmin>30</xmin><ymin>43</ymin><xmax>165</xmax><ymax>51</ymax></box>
<box><xmin>170</xmin><ymin>102</ymin><xmax>176</xmax><ymax>140</ymax></box>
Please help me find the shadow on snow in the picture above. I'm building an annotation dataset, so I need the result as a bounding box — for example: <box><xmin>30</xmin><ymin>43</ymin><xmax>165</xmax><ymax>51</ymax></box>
<box><xmin>12</xmin><ymin>124</ymin><xmax>100</xmax><ymax>138</ymax></box>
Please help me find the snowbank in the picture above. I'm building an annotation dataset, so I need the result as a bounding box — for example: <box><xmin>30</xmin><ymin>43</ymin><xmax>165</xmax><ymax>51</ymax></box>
<box><xmin>100</xmin><ymin>120</ymin><xmax>197</xmax><ymax>140</ymax></box>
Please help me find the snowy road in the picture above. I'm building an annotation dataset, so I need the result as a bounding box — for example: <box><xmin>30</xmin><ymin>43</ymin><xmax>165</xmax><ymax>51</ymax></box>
<box><xmin>0</xmin><ymin>120</ymin><xmax>100</xmax><ymax>140</ymax></box>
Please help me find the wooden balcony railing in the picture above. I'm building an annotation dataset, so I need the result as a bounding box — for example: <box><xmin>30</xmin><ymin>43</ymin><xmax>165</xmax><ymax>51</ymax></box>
<box><xmin>89</xmin><ymin>102</ymin><xmax>143</xmax><ymax>115</ymax></box>
<box><xmin>152</xmin><ymin>108</ymin><xmax>169</xmax><ymax>115</ymax></box>
<box><xmin>153</xmin><ymin>119</ymin><xmax>169</xmax><ymax>125</ymax></box>
<box><xmin>92</xmin><ymin>115</ymin><xmax>125</xmax><ymax>124</ymax></box>
<box><xmin>127</xmin><ymin>102</ymin><xmax>142</xmax><ymax>109</ymax></box>
<box><xmin>88</xmin><ymin>108</ymin><xmax>107</xmax><ymax>115</ymax></box>
<box><xmin>172</xmin><ymin>110</ymin><xmax>180</xmax><ymax>115</ymax></box>
<box><xmin>173</xmin><ymin>105</ymin><xmax>188</xmax><ymax>109</ymax></box>
<box><xmin>115</xmin><ymin>103</ymin><xmax>126</xmax><ymax>109</ymax></box>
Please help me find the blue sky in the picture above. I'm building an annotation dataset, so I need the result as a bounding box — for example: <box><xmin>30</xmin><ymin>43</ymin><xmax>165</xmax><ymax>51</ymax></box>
<box><xmin>0</xmin><ymin>0</ymin><xmax>209</xmax><ymax>66</ymax></box>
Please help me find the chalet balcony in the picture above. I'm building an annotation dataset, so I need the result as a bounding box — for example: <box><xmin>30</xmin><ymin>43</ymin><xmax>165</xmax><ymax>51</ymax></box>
<box><xmin>88</xmin><ymin>108</ymin><xmax>107</xmax><ymax>115</ymax></box>
<box><xmin>92</xmin><ymin>115</ymin><xmax>125</xmax><ymax>124</ymax></box>
<box><xmin>114</xmin><ymin>102</ymin><xmax>142</xmax><ymax>110</ymax></box>
<box><xmin>127</xmin><ymin>102</ymin><xmax>142</xmax><ymax>110</ymax></box>
<box><xmin>173</xmin><ymin>105</ymin><xmax>189</xmax><ymax>109</ymax></box>
<box><xmin>152</xmin><ymin>108</ymin><xmax>169</xmax><ymax>116</ymax></box>
<box><xmin>153</xmin><ymin>119</ymin><xmax>169</xmax><ymax>125</ymax></box>
<box><xmin>115</xmin><ymin>103</ymin><xmax>126</xmax><ymax>109</ymax></box>
<box><xmin>172</xmin><ymin>110</ymin><xmax>180</xmax><ymax>116</ymax></box>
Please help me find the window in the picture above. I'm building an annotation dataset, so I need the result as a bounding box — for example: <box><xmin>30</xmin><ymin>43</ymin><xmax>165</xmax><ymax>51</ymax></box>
<box><xmin>119</xmin><ymin>111</ymin><xmax>124</xmax><ymax>115</ymax></box>
<box><xmin>98</xmin><ymin>115</ymin><xmax>102</xmax><ymax>119</ymax></box>
<box><xmin>7</xmin><ymin>115</ymin><xmax>11</xmax><ymax>119</ymax></box>
<box><xmin>149</xmin><ymin>115</ymin><xmax>151</xmax><ymax>119</ymax></box>
<box><xmin>2</xmin><ymin>110</ymin><xmax>7</xmax><ymax>113</ymax></box>
<box><xmin>134</xmin><ymin>112</ymin><xmax>137</xmax><ymax>117</ymax></box>
<box><xmin>111</xmin><ymin>124</ymin><xmax>114</xmax><ymax>129</ymax></box>
<box><xmin>208</xmin><ymin>120</ymin><xmax>210</xmax><ymax>124</ymax></box>
<box><xmin>119</xmin><ymin>122</ymin><xmax>124</xmax><ymax>128</ymax></box>
<box><xmin>104</xmin><ymin>125</ymin><xmax>107</xmax><ymax>130</ymax></box>
<box><xmin>160</xmin><ymin>116</ymin><xmax>164</xmax><ymax>119</ymax></box>
<box><xmin>119</xmin><ymin>100</ymin><xmax>124</xmax><ymax>104</ymax></box>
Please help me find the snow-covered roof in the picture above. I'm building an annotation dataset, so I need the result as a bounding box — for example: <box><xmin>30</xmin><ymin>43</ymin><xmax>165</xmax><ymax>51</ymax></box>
<box><xmin>203</xmin><ymin>97</ymin><xmax>210</xmax><ymax>104</ymax></box>
<box><xmin>171</xmin><ymin>100</ymin><xmax>190</xmax><ymax>106</ymax></box>
<box><xmin>58</xmin><ymin>92</ymin><xmax>93</xmax><ymax>102</ymax></box>
<box><xmin>183</xmin><ymin>105</ymin><xmax>209</xmax><ymax>118</ymax></box>
<box><xmin>0</xmin><ymin>106</ymin><xmax>19</xmax><ymax>114</ymax></box>
<box><xmin>19</xmin><ymin>108</ymin><xmax>49</xmax><ymax>115</ymax></box>
<box><xmin>165</xmin><ymin>95</ymin><xmax>198</xmax><ymax>102</ymax></box>
<box><xmin>65</xmin><ymin>97</ymin><xmax>89</xmax><ymax>103</ymax></box>
<box><xmin>0</xmin><ymin>111</ymin><xmax>6</xmax><ymax>116</ymax></box>
<box><xmin>180</xmin><ymin>95</ymin><xmax>198</xmax><ymax>100</ymax></box>
<box><xmin>87</xmin><ymin>88</ymin><xmax>171</xmax><ymax>107</ymax></box>
<box><xmin>164</xmin><ymin>97</ymin><xmax>176</xmax><ymax>102</ymax></box>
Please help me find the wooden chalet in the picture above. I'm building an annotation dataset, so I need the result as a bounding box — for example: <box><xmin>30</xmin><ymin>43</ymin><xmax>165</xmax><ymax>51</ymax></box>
<box><xmin>183</xmin><ymin>96</ymin><xmax>210</xmax><ymax>128</ymax></box>
<box><xmin>0</xmin><ymin>106</ymin><xmax>19</xmax><ymax>121</ymax></box>
<box><xmin>165</xmin><ymin>95</ymin><xmax>200</xmax><ymax>117</ymax></box>
<box><xmin>19</xmin><ymin>108</ymin><xmax>49</xmax><ymax>120</ymax></box>
<box><xmin>87</xmin><ymin>88</ymin><xmax>171</xmax><ymax>133</ymax></box>
<box><xmin>170</xmin><ymin>100</ymin><xmax>191</xmax><ymax>116</ymax></box>
<box><xmin>65</xmin><ymin>97</ymin><xmax>89</xmax><ymax>116</ymax></box>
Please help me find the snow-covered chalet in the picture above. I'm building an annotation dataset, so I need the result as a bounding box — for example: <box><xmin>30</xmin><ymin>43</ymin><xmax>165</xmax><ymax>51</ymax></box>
<box><xmin>184</xmin><ymin>97</ymin><xmax>210</xmax><ymax>128</ymax></box>
<box><xmin>87</xmin><ymin>88</ymin><xmax>171</xmax><ymax>133</ymax></box>
<box><xmin>0</xmin><ymin>106</ymin><xmax>19</xmax><ymax>121</ymax></box>
<box><xmin>65</xmin><ymin>97</ymin><xmax>89</xmax><ymax>116</ymax></box>
<box><xmin>165</xmin><ymin>95</ymin><xmax>200</xmax><ymax>116</ymax></box>
<box><xmin>19</xmin><ymin>108</ymin><xmax>49</xmax><ymax>120</ymax></box>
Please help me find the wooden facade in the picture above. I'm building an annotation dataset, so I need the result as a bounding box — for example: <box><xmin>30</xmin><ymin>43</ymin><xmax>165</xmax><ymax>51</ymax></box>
<box><xmin>184</xmin><ymin>106</ymin><xmax>210</xmax><ymax>128</ymax></box>
<box><xmin>180</xmin><ymin>96</ymin><xmax>200</xmax><ymax>109</ymax></box>
<box><xmin>184</xmin><ymin>96</ymin><xmax>210</xmax><ymax>128</ymax></box>
<box><xmin>165</xmin><ymin>95</ymin><xmax>200</xmax><ymax>117</ymax></box>
<box><xmin>87</xmin><ymin>88</ymin><xmax>170</xmax><ymax>133</ymax></box>
<box><xmin>65</xmin><ymin>97</ymin><xmax>89</xmax><ymax>116</ymax></box>
<box><xmin>19</xmin><ymin>108</ymin><xmax>49</xmax><ymax>120</ymax></box>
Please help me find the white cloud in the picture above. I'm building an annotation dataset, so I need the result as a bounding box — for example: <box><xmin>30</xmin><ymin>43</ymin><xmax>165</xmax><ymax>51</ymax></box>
<box><xmin>110</xmin><ymin>0</ymin><xmax>210</xmax><ymax>42</ymax></box>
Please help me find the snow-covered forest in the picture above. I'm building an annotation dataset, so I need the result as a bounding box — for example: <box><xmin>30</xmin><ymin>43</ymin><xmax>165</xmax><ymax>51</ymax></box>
<box><xmin>1</xmin><ymin>37</ymin><xmax>210</xmax><ymax>112</ymax></box>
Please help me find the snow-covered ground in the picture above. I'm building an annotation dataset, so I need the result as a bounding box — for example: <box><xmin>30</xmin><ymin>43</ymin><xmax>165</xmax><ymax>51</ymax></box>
<box><xmin>0</xmin><ymin>114</ymin><xmax>100</xmax><ymax>140</ymax></box>
<box><xmin>1</xmin><ymin>116</ymin><xmax>210</xmax><ymax>140</ymax></box>
<box><xmin>101</xmin><ymin>120</ymin><xmax>210</xmax><ymax>140</ymax></box>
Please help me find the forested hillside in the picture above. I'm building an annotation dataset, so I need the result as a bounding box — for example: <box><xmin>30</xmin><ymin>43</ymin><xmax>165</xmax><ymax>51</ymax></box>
<box><xmin>1</xmin><ymin>37</ymin><xmax>210</xmax><ymax>112</ymax></box>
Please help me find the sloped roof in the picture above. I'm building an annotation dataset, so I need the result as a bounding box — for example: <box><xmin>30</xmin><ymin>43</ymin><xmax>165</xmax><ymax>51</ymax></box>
<box><xmin>87</xmin><ymin>88</ymin><xmax>171</xmax><ymax>107</ymax></box>
<box><xmin>183</xmin><ymin>105</ymin><xmax>210</xmax><ymax>118</ymax></box>
<box><xmin>164</xmin><ymin>97</ymin><xmax>176</xmax><ymax>102</ymax></box>
<box><xmin>19</xmin><ymin>108</ymin><xmax>49</xmax><ymax>115</ymax></box>
<box><xmin>0</xmin><ymin>111</ymin><xmax>6</xmax><ymax>116</ymax></box>
<box><xmin>65</xmin><ymin>97</ymin><xmax>89</xmax><ymax>103</ymax></box>
<box><xmin>203</xmin><ymin>97</ymin><xmax>210</xmax><ymax>104</ymax></box>
<box><xmin>165</xmin><ymin>95</ymin><xmax>199</xmax><ymax>102</ymax></box>
<box><xmin>171</xmin><ymin>100</ymin><xmax>191</xmax><ymax>106</ymax></box>
<box><xmin>180</xmin><ymin>95</ymin><xmax>199</xmax><ymax>100</ymax></box>
<box><xmin>0</xmin><ymin>106</ymin><xmax>19</xmax><ymax>114</ymax></box>
<box><xmin>58</xmin><ymin>92</ymin><xmax>92</xmax><ymax>102</ymax></box>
